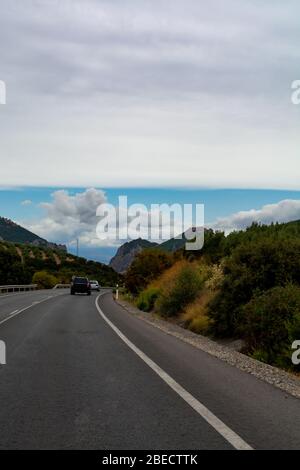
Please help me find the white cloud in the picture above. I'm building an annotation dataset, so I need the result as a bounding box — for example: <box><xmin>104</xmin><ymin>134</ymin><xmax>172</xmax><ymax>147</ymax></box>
<box><xmin>0</xmin><ymin>0</ymin><xmax>299</xmax><ymax>188</ymax></box>
<box><xmin>23</xmin><ymin>188</ymin><xmax>192</xmax><ymax>248</ymax></box>
<box><xmin>23</xmin><ymin>189</ymin><xmax>300</xmax><ymax>252</ymax></box>
<box><xmin>40</xmin><ymin>188</ymin><xmax>106</xmax><ymax>224</ymax></box>
<box><xmin>212</xmin><ymin>199</ymin><xmax>300</xmax><ymax>233</ymax></box>
<box><xmin>25</xmin><ymin>188</ymin><xmax>109</xmax><ymax>246</ymax></box>
<box><xmin>21</xmin><ymin>199</ymin><xmax>32</xmax><ymax>206</ymax></box>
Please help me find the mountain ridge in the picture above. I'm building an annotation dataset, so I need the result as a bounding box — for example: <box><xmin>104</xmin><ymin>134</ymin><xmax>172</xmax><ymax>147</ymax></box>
<box><xmin>0</xmin><ymin>216</ymin><xmax>67</xmax><ymax>252</ymax></box>
<box><xmin>109</xmin><ymin>238</ymin><xmax>158</xmax><ymax>273</ymax></box>
<box><xmin>108</xmin><ymin>219</ymin><xmax>300</xmax><ymax>273</ymax></box>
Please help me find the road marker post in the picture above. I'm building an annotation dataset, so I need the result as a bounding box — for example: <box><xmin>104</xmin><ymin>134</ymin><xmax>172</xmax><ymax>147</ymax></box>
<box><xmin>0</xmin><ymin>340</ymin><xmax>6</xmax><ymax>365</ymax></box>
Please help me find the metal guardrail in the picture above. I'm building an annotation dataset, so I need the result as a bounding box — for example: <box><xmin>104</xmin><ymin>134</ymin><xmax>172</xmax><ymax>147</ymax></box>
<box><xmin>0</xmin><ymin>284</ymin><xmax>38</xmax><ymax>294</ymax></box>
<box><xmin>53</xmin><ymin>284</ymin><xmax>71</xmax><ymax>289</ymax></box>
<box><xmin>0</xmin><ymin>284</ymin><xmax>119</xmax><ymax>294</ymax></box>
<box><xmin>52</xmin><ymin>285</ymin><xmax>115</xmax><ymax>290</ymax></box>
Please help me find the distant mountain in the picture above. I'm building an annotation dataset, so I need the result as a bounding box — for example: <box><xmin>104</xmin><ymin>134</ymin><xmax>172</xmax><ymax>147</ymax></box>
<box><xmin>158</xmin><ymin>235</ymin><xmax>187</xmax><ymax>252</ymax></box>
<box><xmin>158</xmin><ymin>227</ymin><xmax>201</xmax><ymax>251</ymax></box>
<box><xmin>0</xmin><ymin>217</ymin><xmax>67</xmax><ymax>252</ymax></box>
<box><xmin>109</xmin><ymin>232</ymin><xmax>193</xmax><ymax>273</ymax></box>
<box><xmin>109</xmin><ymin>238</ymin><xmax>158</xmax><ymax>273</ymax></box>
<box><xmin>109</xmin><ymin>229</ymin><xmax>203</xmax><ymax>272</ymax></box>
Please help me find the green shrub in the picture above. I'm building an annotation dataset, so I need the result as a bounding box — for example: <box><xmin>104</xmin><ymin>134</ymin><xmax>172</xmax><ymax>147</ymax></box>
<box><xmin>241</xmin><ymin>284</ymin><xmax>300</xmax><ymax>368</ymax></box>
<box><xmin>251</xmin><ymin>349</ymin><xmax>270</xmax><ymax>364</ymax></box>
<box><xmin>136</xmin><ymin>287</ymin><xmax>161</xmax><ymax>312</ymax></box>
<box><xmin>208</xmin><ymin>237</ymin><xmax>300</xmax><ymax>336</ymax></box>
<box><xmin>156</xmin><ymin>264</ymin><xmax>203</xmax><ymax>317</ymax></box>
<box><xmin>32</xmin><ymin>271</ymin><xmax>58</xmax><ymax>289</ymax></box>
<box><xmin>125</xmin><ymin>249</ymin><xmax>173</xmax><ymax>295</ymax></box>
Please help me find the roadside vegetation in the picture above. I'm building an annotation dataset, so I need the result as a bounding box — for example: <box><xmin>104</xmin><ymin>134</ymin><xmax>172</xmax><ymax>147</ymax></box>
<box><xmin>124</xmin><ymin>220</ymin><xmax>300</xmax><ymax>371</ymax></box>
<box><xmin>0</xmin><ymin>240</ymin><xmax>121</xmax><ymax>287</ymax></box>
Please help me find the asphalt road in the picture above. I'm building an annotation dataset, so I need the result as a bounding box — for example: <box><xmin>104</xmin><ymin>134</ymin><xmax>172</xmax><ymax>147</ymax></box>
<box><xmin>0</xmin><ymin>289</ymin><xmax>299</xmax><ymax>450</ymax></box>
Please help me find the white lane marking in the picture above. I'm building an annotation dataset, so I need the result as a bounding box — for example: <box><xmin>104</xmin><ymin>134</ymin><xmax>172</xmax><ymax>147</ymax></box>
<box><xmin>95</xmin><ymin>294</ymin><xmax>253</xmax><ymax>451</ymax></box>
<box><xmin>0</xmin><ymin>292</ymin><xmax>28</xmax><ymax>300</ymax></box>
<box><xmin>0</xmin><ymin>291</ymin><xmax>63</xmax><ymax>301</ymax></box>
<box><xmin>8</xmin><ymin>310</ymin><xmax>19</xmax><ymax>316</ymax></box>
<box><xmin>0</xmin><ymin>296</ymin><xmax>57</xmax><ymax>326</ymax></box>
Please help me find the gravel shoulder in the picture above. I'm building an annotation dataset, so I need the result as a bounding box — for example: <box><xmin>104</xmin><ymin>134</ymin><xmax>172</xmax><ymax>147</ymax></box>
<box><xmin>116</xmin><ymin>297</ymin><xmax>300</xmax><ymax>399</ymax></box>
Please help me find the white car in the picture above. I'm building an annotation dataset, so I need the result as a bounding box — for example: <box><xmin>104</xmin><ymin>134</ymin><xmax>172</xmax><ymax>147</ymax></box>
<box><xmin>89</xmin><ymin>280</ymin><xmax>100</xmax><ymax>291</ymax></box>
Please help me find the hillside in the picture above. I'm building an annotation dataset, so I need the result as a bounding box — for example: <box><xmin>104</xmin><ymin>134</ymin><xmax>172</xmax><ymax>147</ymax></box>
<box><xmin>109</xmin><ymin>238</ymin><xmax>158</xmax><ymax>273</ymax></box>
<box><xmin>0</xmin><ymin>217</ymin><xmax>66</xmax><ymax>251</ymax></box>
<box><xmin>158</xmin><ymin>230</ymin><xmax>192</xmax><ymax>252</ymax></box>
<box><xmin>109</xmin><ymin>229</ymin><xmax>199</xmax><ymax>272</ymax></box>
<box><xmin>109</xmin><ymin>233</ymin><xmax>191</xmax><ymax>273</ymax></box>
<box><xmin>0</xmin><ymin>240</ymin><xmax>120</xmax><ymax>286</ymax></box>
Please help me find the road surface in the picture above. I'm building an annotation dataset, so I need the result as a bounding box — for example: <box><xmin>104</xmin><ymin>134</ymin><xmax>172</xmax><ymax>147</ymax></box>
<box><xmin>0</xmin><ymin>289</ymin><xmax>299</xmax><ymax>450</ymax></box>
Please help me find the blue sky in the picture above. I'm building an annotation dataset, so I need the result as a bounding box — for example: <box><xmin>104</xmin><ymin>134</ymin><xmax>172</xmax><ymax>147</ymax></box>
<box><xmin>0</xmin><ymin>187</ymin><xmax>299</xmax><ymax>264</ymax></box>
<box><xmin>1</xmin><ymin>187</ymin><xmax>300</xmax><ymax>223</ymax></box>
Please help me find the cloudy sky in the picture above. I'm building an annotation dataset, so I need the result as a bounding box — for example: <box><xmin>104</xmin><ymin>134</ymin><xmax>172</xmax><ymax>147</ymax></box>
<box><xmin>0</xmin><ymin>0</ymin><xmax>299</xmax><ymax>189</ymax></box>
<box><xmin>0</xmin><ymin>1</ymin><xmax>299</xmax><ymax>262</ymax></box>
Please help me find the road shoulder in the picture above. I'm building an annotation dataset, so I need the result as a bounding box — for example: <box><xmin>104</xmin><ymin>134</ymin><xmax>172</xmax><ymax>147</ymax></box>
<box><xmin>115</xmin><ymin>296</ymin><xmax>300</xmax><ymax>399</ymax></box>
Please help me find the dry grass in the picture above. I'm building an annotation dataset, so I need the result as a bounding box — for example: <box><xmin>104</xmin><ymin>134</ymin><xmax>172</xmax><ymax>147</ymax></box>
<box><xmin>204</xmin><ymin>264</ymin><xmax>224</xmax><ymax>291</ymax></box>
<box><xmin>151</xmin><ymin>259</ymin><xmax>211</xmax><ymax>291</ymax></box>
<box><xmin>150</xmin><ymin>259</ymin><xmax>190</xmax><ymax>290</ymax></box>
<box><xmin>181</xmin><ymin>290</ymin><xmax>215</xmax><ymax>335</ymax></box>
<box><xmin>131</xmin><ymin>259</ymin><xmax>220</xmax><ymax>334</ymax></box>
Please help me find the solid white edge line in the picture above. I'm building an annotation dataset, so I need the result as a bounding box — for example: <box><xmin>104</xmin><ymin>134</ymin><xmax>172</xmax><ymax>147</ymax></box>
<box><xmin>95</xmin><ymin>293</ymin><xmax>253</xmax><ymax>451</ymax></box>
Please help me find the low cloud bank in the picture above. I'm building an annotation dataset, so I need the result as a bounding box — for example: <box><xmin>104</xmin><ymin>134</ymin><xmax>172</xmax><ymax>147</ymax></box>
<box><xmin>212</xmin><ymin>199</ymin><xmax>300</xmax><ymax>233</ymax></box>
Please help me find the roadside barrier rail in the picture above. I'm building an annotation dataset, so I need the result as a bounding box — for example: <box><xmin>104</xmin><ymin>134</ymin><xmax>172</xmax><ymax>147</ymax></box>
<box><xmin>0</xmin><ymin>284</ymin><xmax>37</xmax><ymax>294</ymax></box>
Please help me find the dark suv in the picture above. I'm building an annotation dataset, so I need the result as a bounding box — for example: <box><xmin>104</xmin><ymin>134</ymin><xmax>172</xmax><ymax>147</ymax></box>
<box><xmin>70</xmin><ymin>277</ymin><xmax>91</xmax><ymax>295</ymax></box>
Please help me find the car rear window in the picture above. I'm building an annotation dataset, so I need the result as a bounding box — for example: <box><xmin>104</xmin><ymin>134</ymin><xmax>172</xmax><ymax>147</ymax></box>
<box><xmin>74</xmin><ymin>277</ymin><xmax>88</xmax><ymax>284</ymax></box>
